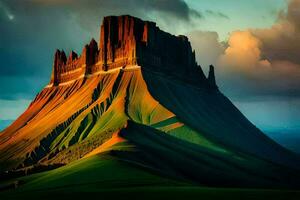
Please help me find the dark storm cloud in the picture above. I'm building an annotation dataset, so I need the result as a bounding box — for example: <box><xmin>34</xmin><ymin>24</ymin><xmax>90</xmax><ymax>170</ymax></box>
<box><xmin>0</xmin><ymin>0</ymin><xmax>92</xmax><ymax>100</ymax></box>
<box><xmin>138</xmin><ymin>0</ymin><xmax>203</xmax><ymax>20</ymax></box>
<box><xmin>252</xmin><ymin>0</ymin><xmax>300</xmax><ymax>65</ymax></box>
<box><xmin>17</xmin><ymin>0</ymin><xmax>203</xmax><ymax>18</ymax></box>
<box><xmin>29</xmin><ymin>0</ymin><xmax>203</xmax><ymax>32</ymax></box>
<box><xmin>30</xmin><ymin>0</ymin><xmax>202</xmax><ymax>21</ymax></box>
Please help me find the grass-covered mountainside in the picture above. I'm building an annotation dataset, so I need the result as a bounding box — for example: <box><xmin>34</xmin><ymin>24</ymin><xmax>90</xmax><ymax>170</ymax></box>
<box><xmin>0</xmin><ymin>15</ymin><xmax>300</xmax><ymax>199</ymax></box>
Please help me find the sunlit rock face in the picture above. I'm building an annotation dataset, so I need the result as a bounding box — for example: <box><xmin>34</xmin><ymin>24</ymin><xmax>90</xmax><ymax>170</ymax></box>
<box><xmin>50</xmin><ymin>15</ymin><xmax>209</xmax><ymax>87</ymax></box>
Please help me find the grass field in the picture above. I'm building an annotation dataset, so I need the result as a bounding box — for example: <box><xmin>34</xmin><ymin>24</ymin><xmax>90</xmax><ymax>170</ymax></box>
<box><xmin>1</xmin><ymin>153</ymin><xmax>300</xmax><ymax>200</ymax></box>
<box><xmin>1</xmin><ymin>122</ymin><xmax>300</xmax><ymax>200</ymax></box>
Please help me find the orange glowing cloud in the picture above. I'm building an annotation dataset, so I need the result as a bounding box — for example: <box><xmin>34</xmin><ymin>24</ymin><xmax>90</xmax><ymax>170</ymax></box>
<box><xmin>216</xmin><ymin>0</ymin><xmax>300</xmax><ymax>93</ymax></box>
<box><xmin>218</xmin><ymin>31</ymin><xmax>271</xmax><ymax>76</ymax></box>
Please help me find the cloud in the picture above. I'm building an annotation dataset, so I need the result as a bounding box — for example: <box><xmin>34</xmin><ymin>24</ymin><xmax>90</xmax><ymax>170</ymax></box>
<box><xmin>0</xmin><ymin>1</ymin><xmax>14</xmax><ymax>21</ymax></box>
<box><xmin>1</xmin><ymin>0</ymin><xmax>300</xmax><ymax>102</ymax></box>
<box><xmin>216</xmin><ymin>0</ymin><xmax>300</xmax><ymax>98</ymax></box>
<box><xmin>140</xmin><ymin>0</ymin><xmax>202</xmax><ymax>20</ymax></box>
<box><xmin>188</xmin><ymin>31</ymin><xmax>224</xmax><ymax>72</ymax></box>
<box><xmin>29</xmin><ymin>0</ymin><xmax>202</xmax><ymax>22</ymax></box>
<box><xmin>205</xmin><ymin>10</ymin><xmax>229</xmax><ymax>20</ymax></box>
<box><xmin>251</xmin><ymin>1</ymin><xmax>300</xmax><ymax>65</ymax></box>
<box><xmin>24</xmin><ymin>0</ymin><xmax>203</xmax><ymax>35</ymax></box>
<box><xmin>218</xmin><ymin>31</ymin><xmax>271</xmax><ymax>76</ymax></box>
<box><xmin>0</xmin><ymin>0</ymin><xmax>92</xmax><ymax>100</ymax></box>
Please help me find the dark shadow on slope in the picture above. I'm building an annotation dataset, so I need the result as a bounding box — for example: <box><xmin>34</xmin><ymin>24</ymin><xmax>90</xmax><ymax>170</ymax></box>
<box><xmin>115</xmin><ymin>121</ymin><xmax>300</xmax><ymax>188</ymax></box>
<box><xmin>140</xmin><ymin>68</ymin><xmax>300</xmax><ymax>170</ymax></box>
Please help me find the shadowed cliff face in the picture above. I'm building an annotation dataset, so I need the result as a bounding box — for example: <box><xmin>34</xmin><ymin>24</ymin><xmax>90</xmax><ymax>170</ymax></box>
<box><xmin>0</xmin><ymin>15</ymin><xmax>300</xmax><ymax>188</ymax></box>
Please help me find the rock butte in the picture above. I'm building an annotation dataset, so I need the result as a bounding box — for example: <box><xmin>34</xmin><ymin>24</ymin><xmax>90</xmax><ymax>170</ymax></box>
<box><xmin>1</xmin><ymin>15</ymin><xmax>300</xmax><ymax>191</ymax></box>
<box><xmin>49</xmin><ymin>15</ymin><xmax>215</xmax><ymax>88</ymax></box>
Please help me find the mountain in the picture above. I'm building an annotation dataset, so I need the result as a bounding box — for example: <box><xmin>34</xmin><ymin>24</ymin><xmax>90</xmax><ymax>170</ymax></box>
<box><xmin>0</xmin><ymin>15</ymin><xmax>300</xmax><ymax>198</ymax></box>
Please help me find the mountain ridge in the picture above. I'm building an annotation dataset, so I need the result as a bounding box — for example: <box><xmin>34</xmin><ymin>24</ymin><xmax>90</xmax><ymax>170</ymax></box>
<box><xmin>48</xmin><ymin>15</ymin><xmax>209</xmax><ymax>87</ymax></box>
<box><xmin>0</xmin><ymin>15</ymin><xmax>300</xmax><ymax>191</ymax></box>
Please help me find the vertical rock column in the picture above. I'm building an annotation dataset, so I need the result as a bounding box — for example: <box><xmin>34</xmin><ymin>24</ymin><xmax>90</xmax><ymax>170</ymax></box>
<box><xmin>99</xmin><ymin>15</ymin><xmax>145</xmax><ymax>70</ymax></box>
<box><xmin>208</xmin><ymin>65</ymin><xmax>218</xmax><ymax>89</ymax></box>
<box><xmin>50</xmin><ymin>50</ymin><xmax>67</xmax><ymax>86</ymax></box>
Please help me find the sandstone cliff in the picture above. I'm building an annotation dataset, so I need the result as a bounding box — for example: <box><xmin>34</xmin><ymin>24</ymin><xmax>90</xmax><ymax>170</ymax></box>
<box><xmin>50</xmin><ymin>15</ymin><xmax>210</xmax><ymax>87</ymax></box>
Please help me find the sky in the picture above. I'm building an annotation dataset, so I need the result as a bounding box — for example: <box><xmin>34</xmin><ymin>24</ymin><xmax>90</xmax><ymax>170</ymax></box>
<box><xmin>0</xmin><ymin>0</ymin><xmax>300</xmax><ymax>132</ymax></box>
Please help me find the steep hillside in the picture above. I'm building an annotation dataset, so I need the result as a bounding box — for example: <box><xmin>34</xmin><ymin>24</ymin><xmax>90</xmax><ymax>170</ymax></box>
<box><xmin>0</xmin><ymin>67</ymin><xmax>177</xmax><ymax>170</ymax></box>
<box><xmin>142</xmin><ymin>68</ymin><xmax>300</xmax><ymax>169</ymax></box>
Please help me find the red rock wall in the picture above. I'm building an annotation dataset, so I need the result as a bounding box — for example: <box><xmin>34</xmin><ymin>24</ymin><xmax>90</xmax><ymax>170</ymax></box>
<box><xmin>50</xmin><ymin>15</ymin><xmax>207</xmax><ymax>86</ymax></box>
<box><xmin>99</xmin><ymin>16</ymin><xmax>142</xmax><ymax>70</ymax></box>
<box><xmin>50</xmin><ymin>39</ymin><xmax>100</xmax><ymax>85</ymax></box>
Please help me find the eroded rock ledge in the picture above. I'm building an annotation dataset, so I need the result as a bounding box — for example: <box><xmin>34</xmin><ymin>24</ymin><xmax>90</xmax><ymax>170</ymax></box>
<box><xmin>50</xmin><ymin>15</ymin><xmax>214</xmax><ymax>88</ymax></box>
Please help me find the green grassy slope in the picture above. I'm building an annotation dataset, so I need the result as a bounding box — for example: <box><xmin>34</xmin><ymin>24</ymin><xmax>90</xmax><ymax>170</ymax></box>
<box><xmin>1</xmin><ymin>121</ymin><xmax>300</xmax><ymax>199</ymax></box>
<box><xmin>116</xmin><ymin>122</ymin><xmax>300</xmax><ymax>188</ymax></box>
<box><xmin>5</xmin><ymin>120</ymin><xmax>297</xmax><ymax>189</ymax></box>
<box><xmin>0</xmin><ymin>153</ymin><xmax>186</xmax><ymax>199</ymax></box>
